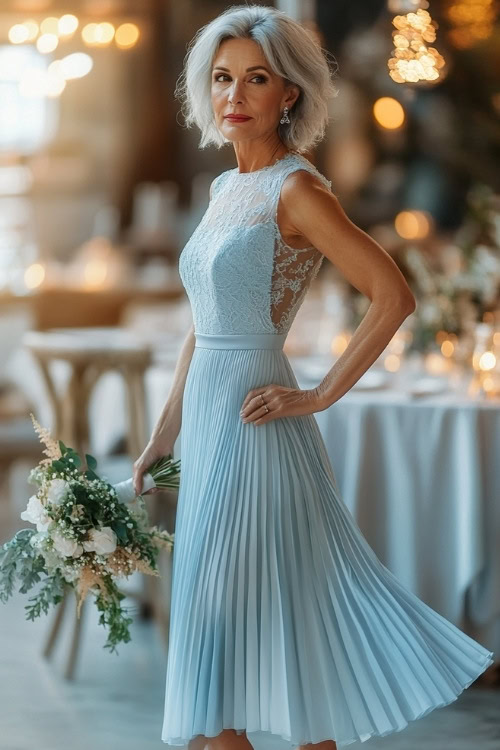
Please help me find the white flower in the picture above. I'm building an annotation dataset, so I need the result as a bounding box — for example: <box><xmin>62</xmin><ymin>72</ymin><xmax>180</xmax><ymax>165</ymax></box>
<box><xmin>29</xmin><ymin>530</ymin><xmax>49</xmax><ymax>548</ymax></box>
<box><xmin>46</xmin><ymin>478</ymin><xmax>71</xmax><ymax>505</ymax></box>
<box><xmin>27</xmin><ymin>467</ymin><xmax>44</xmax><ymax>487</ymax></box>
<box><xmin>83</xmin><ymin>527</ymin><xmax>117</xmax><ymax>556</ymax></box>
<box><xmin>21</xmin><ymin>495</ymin><xmax>51</xmax><ymax>532</ymax></box>
<box><xmin>52</xmin><ymin>531</ymin><xmax>83</xmax><ymax>558</ymax></box>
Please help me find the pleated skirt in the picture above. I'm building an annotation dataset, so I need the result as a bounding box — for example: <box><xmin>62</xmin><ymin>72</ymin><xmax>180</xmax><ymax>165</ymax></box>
<box><xmin>161</xmin><ymin>331</ymin><xmax>494</xmax><ymax>750</ymax></box>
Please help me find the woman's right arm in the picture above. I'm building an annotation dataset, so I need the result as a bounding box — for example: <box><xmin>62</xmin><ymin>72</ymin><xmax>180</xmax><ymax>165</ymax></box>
<box><xmin>133</xmin><ymin>322</ymin><xmax>196</xmax><ymax>495</ymax></box>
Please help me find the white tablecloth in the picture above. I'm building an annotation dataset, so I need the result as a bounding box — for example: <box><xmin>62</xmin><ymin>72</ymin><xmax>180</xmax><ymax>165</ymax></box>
<box><xmin>292</xmin><ymin>362</ymin><xmax>500</xmax><ymax>659</ymax></box>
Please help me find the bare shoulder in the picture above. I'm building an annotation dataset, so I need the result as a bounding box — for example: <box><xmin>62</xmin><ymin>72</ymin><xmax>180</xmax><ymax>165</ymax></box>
<box><xmin>280</xmin><ymin>168</ymin><xmax>336</xmax><ymax>209</ymax></box>
<box><xmin>278</xmin><ymin>168</ymin><xmax>340</xmax><ymax>236</ymax></box>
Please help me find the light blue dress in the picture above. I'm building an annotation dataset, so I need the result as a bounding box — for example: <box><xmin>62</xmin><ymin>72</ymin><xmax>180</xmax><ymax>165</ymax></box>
<box><xmin>161</xmin><ymin>151</ymin><xmax>494</xmax><ymax>750</ymax></box>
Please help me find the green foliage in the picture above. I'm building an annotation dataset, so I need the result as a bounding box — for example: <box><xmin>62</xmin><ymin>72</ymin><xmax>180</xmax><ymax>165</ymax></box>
<box><xmin>85</xmin><ymin>453</ymin><xmax>97</xmax><ymax>471</ymax></box>
<box><xmin>148</xmin><ymin>454</ymin><xmax>181</xmax><ymax>490</ymax></box>
<box><xmin>0</xmin><ymin>529</ymin><xmax>38</xmax><ymax>602</ymax></box>
<box><xmin>1</xmin><ymin>528</ymin><xmax>65</xmax><ymax>620</ymax></box>
<box><xmin>25</xmin><ymin>571</ymin><xmax>66</xmax><ymax>620</ymax></box>
<box><xmin>94</xmin><ymin>576</ymin><xmax>134</xmax><ymax>654</ymax></box>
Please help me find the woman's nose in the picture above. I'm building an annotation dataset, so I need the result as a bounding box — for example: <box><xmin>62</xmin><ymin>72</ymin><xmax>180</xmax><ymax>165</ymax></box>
<box><xmin>228</xmin><ymin>81</ymin><xmax>243</xmax><ymax>104</ymax></box>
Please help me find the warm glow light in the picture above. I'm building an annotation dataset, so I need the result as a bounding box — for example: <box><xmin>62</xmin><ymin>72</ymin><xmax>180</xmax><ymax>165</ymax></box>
<box><xmin>479</xmin><ymin>351</ymin><xmax>496</xmax><ymax>371</ymax></box>
<box><xmin>58</xmin><ymin>14</ymin><xmax>79</xmax><ymax>36</ymax></box>
<box><xmin>82</xmin><ymin>22</ymin><xmax>98</xmax><ymax>45</ymax></box>
<box><xmin>40</xmin><ymin>16</ymin><xmax>59</xmax><ymax>35</ymax></box>
<box><xmin>24</xmin><ymin>263</ymin><xmax>45</xmax><ymax>288</ymax></box>
<box><xmin>59</xmin><ymin>52</ymin><xmax>93</xmax><ymax>79</ymax></box>
<box><xmin>45</xmin><ymin>69</ymin><xmax>66</xmax><ymax>97</ymax></box>
<box><xmin>9</xmin><ymin>24</ymin><xmax>30</xmax><ymax>43</ymax></box>
<box><xmin>482</xmin><ymin>376</ymin><xmax>494</xmax><ymax>392</ymax></box>
<box><xmin>84</xmin><ymin>259</ymin><xmax>108</xmax><ymax>288</ymax></box>
<box><xmin>436</xmin><ymin>329</ymin><xmax>449</xmax><ymax>344</ymax></box>
<box><xmin>36</xmin><ymin>33</ymin><xmax>58</xmax><ymax>53</ymax></box>
<box><xmin>425</xmin><ymin>351</ymin><xmax>450</xmax><ymax>374</ymax></box>
<box><xmin>441</xmin><ymin>339</ymin><xmax>455</xmax><ymax>357</ymax></box>
<box><xmin>394</xmin><ymin>210</ymin><xmax>430</xmax><ymax>239</ymax></box>
<box><xmin>373</xmin><ymin>97</ymin><xmax>405</xmax><ymax>129</ymax></box>
<box><xmin>82</xmin><ymin>21</ymin><xmax>115</xmax><ymax>46</ymax></box>
<box><xmin>446</xmin><ymin>0</ymin><xmax>496</xmax><ymax>49</ymax></box>
<box><xmin>331</xmin><ymin>333</ymin><xmax>349</xmax><ymax>356</ymax></box>
<box><xmin>47</xmin><ymin>59</ymin><xmax>63</xmax><ymax>76</ymax></box>
<box><xmin>115</xmin><ymin>22</ymin><xmax>140</xmax><ymax>49</ymax></box>
<box><xmin>388</xmin><ymin>9</ymin><xmax>446</xmax><ymax>84</ymax></box>
<box><xmin>388</xmin><ymin>330</ymin><xmax>407</xmax><ymax>355</ymax></box>
<box><xmin>23</xmin><ymin>19</ymin><xmax>39</xmax><ymax>40</ymax></box>
<box><xmin>98</xmin><ymin>22</ymin><xmax>115</xmax><ymax>43</ymax></box>
<box><xmin>384</xmin><ymin>354</ymin><xmax>401</xmax><ymax>372</ymax></box>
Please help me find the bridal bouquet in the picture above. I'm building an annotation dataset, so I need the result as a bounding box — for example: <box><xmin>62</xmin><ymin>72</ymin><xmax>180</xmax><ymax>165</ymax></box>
<box><xmin>0</xmin><ymin>415</ymin><xmax>180</xmax><ymax>653</ymax></box>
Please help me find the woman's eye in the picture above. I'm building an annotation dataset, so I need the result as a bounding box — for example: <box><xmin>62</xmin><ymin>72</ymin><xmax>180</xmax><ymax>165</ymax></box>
<box><xmin>213</xmin><ymin>74</ymin><xmax>267</xmax><ymax>84</ymax></box>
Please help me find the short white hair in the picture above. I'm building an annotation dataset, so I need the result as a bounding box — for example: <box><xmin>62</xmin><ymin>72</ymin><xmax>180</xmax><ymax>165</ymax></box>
<box><xmin>174</xmin><ymin>4</ymin><xmax>338</xmax><ymax>153</ymax></box>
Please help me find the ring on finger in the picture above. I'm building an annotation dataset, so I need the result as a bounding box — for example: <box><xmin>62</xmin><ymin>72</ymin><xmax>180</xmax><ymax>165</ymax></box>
<box><xmin>260</xmin><ymin>393</ymin><xmax>269</xmax><ymax>413</ymax></box>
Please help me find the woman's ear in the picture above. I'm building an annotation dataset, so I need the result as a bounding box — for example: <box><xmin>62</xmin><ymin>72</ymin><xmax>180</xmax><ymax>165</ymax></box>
<box><xmin>283</xmin><ymin>83</ymin><xmax>300</xmax><ymax>110</ymax></box>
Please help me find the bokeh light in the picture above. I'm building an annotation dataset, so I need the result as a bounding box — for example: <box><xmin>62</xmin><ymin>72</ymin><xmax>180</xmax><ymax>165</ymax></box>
<box><xmin>373</xmin><ymin>97</ymin><xmax>405</xmax><ymax>129</ymax></box>
<box><xmin>8</xmin><ymin>24</ymin><xmax>30</xmax><ymax>44</ymax></box>
<box><xmin>58</xmin><ymin>14</ymin><xmax>79</xmax><ymax>36</ymax></box>
<box><xmin>395</xmin><ymin>210</ymin><xmax>431</xmax><ymax>239</ymax></box>
<box><xmin>40</xmin><ymin>16</ymin><xmax>59</xmax><ymax>35</ymax></box>
<box><xmin>115</xmin><ymin>23</ymin><xmax>140</xmax><ymax>49</ymax></box>
<box><xmin>36</xmin><ymin>33</ymin><xmax>58</xmax><ymax>54</ymax></box>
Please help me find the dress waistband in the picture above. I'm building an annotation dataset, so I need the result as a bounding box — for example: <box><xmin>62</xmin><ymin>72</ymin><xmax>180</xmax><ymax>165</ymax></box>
<box><xmin>194</xmin><ymin>332</ymin><xmax>286</xmax><ymax>350</ymax></box>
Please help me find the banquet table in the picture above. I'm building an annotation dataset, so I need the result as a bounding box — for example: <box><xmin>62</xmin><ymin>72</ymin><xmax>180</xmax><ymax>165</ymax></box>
<box><xmin>291</xmin><ymin>356</ymin><xmax>500</xmax><ymax>660</ymax></box>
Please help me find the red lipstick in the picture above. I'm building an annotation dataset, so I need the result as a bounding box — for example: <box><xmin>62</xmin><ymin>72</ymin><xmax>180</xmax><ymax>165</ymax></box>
<box><xmin>224</xmin><ymin>114</ymin><xmax>252</xmax><ymax>121</ymax></box>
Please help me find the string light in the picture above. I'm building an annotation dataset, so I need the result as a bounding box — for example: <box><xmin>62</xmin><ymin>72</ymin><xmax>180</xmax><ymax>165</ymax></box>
<box><xmin>387</xmin><ymin>6</ymin><xmax>446</xmax><ymax>84</ymax></box>
<box><xmin>7</xmin><ymin>14</ymin><xmax>139</xmax><ymax>53</ymax></box>
<box><xmin>7</xmin><ymin>12</ymin><xmax>139</xmax><ymax>100</ymax></box>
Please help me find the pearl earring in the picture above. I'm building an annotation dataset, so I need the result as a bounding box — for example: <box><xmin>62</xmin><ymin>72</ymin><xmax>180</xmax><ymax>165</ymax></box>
<box><xmin>280</xmin><ymin>106</ymin><xmax>290</xmax><ymax>124</ymax></box>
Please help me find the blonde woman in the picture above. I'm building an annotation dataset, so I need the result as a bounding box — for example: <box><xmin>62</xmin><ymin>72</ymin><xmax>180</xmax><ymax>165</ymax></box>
<box><xmin>133</xmin><ymin>5</ymin><xmax>494</xmax><ymax>750</ymax></box>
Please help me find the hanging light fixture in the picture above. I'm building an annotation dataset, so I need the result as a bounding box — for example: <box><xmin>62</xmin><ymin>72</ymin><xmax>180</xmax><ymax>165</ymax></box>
<box><xmin>387</xmin><ymin>0</ymin><xmax>446</xmax><ymax>84</ymax></box>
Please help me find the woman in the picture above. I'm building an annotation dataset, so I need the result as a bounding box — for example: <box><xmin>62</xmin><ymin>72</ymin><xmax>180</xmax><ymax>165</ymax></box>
<box><xmin>133</xmin><ymin>6</ymin><xmax>494</xmax><ymax>750</ymax></box>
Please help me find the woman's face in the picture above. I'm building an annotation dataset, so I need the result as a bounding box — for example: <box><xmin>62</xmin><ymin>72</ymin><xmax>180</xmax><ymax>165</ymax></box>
<box><xmin>211</xmin><ymin>37</ymin><xmax>299</xmax><ymax>144</ymax></box>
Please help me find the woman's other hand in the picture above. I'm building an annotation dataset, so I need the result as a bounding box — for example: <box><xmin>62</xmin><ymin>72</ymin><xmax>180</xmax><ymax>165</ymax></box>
<box><xmin>133</xmin><ymin>438</ymin><xmax>175</xmax><ymax>496</ymax></box>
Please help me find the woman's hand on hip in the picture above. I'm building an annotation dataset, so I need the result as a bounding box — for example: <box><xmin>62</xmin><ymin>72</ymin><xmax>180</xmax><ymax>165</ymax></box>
<box><xmin>239</xmin><ymin>385</ymin><xmax>323</xmax><ymax>425</ymax></box>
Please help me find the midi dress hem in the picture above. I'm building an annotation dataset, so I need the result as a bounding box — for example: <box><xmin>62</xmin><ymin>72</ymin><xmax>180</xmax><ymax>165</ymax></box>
<box><xmin>161</xmin><ymin>652</ymin><xmax>493</xmax><ymax>748</ymax></box>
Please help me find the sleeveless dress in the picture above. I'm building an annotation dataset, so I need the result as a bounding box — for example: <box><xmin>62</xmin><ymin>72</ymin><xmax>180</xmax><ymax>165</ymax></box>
<box><xmin>161</xmin><ymin>151</ymin><xmax>494</xmax><ymax>750</ymax></box>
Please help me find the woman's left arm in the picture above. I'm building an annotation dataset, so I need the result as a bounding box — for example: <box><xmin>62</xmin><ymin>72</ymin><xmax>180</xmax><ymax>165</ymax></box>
<box><xmin>286</xmin><ymin>170</ymin><xmax>416</xmax><ymax>410</ymax></box>
<box><xmin>240</xmin><ymin>171</ymin><xmax>416</xmax><ymax>424</ymax></box>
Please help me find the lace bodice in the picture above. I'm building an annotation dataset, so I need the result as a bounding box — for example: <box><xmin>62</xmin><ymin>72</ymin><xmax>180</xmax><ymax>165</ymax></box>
<box><xmin>179</xmin><ymin>151</ymin><xmax>332</xmax><ymax>335</ymax></box>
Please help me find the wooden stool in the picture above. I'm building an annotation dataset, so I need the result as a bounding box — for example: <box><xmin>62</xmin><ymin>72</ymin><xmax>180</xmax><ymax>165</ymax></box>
<box><xmin>22</xmin><ymin>327</ymin><xmax>165</xmax><ymax>678</ymax></box>
<box><xmin>23</xmin><ymin>327</ymin><xmax>152</xmax><ymax>459</ymax></box>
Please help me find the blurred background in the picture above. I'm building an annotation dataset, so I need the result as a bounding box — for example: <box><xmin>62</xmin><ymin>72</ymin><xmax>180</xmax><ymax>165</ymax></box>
<box><xmin>0</xmin><ymin>1</ymin><xmax>499</xmax><ymax>749</ymax></box>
